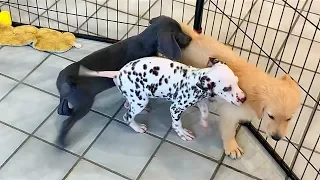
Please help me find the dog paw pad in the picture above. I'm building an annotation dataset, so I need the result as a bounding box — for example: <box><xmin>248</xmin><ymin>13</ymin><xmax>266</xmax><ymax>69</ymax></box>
<box><xmin>224</xmin><ymin>139</ymin><xmax>244</xmax><ymax>159</ymax></box>
<box><xmin>129</xmin><ymin>122</ymin><xmax>147</xmax><ymax>133</ymax></box>
<box><xmin>175</xmin><ymin>128</ymin><xmax>195</xmax><ymax>141</ymax></box>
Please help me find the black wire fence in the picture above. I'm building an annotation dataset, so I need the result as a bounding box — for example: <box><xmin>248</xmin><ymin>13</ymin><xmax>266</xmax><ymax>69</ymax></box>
<box><xmin>1</xmin><ymin>0</ymin><xmax>319</xmax><ymax>179</ymax></box>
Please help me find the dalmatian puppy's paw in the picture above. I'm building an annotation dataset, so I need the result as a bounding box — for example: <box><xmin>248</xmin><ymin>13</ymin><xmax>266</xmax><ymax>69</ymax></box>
<box><xmin>224</xmin><ymin>139</ymin><xmax>244</xmax><ymax>159</ymax></box>
<box><xmin>129</xmin><ymin>121</ymin><xmax>148</xmax><ymax>133</ymax></box>
<box><xmin>174</xmin><ymin>128</ymin><xmax>195</xmax><ymax>141</ymax></box>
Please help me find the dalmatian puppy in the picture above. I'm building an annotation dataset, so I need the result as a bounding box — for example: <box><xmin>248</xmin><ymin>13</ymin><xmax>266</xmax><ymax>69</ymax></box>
<box><xmin>79</xmin><ymin>57</ymin><xmax>246</xmax><ymax>140</ymax></box>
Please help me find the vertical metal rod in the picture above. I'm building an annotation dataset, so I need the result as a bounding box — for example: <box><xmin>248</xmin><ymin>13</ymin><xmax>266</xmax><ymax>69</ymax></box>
<box><xmin>193</xmin><ymin>0</ymin><xmax>205</xmax><ymax>33</ymax></box>
<box><xmin>288</xmin><ymin>92</ymin><xmax>320</xmax><ymax>179</ymax></box>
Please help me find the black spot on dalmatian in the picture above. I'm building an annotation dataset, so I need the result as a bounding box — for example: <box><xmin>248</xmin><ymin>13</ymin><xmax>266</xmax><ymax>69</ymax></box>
<box><xmin>223</xmin><ymin>86</ymin><xmax>232</xmax><ymax>92</ymax></box>
<box><xmin>130</xmin><ymin>89</ymin><xmax>134</xmax><ymax>93</ymax></box>
<box><xmin>135</xmin><ymin>90</ymin><xmax>140</xmax><ymax>97</ymax></box>
<box><xmin>123</xmin><ymin>70</ymin><xmax>127</xmax><ymax>74</ymax></box>
<box><xmin>122</xmin><ymin>91</ymin><xmax>127</xmax><ymax>96</ymax></box>
<box><xmin>128</xmin><ymin>72</ymin><xmax>131</xmax><ymax>75</ymax></box>
<box><xmin>131</xmin><ymin>67</ymin><xmax>134</xmax><ymax>71</ymax></box>
<box><xmin>149</xmin><ymin>68</ymin><xmax>159</xmax><ymax>76</ymax></box>
<box><xmin>136</xmin><ymin>77</ymin><xmax>139</xmax><ymax>82</ymax></box>
<box><xmin>135</xmin><ymin>82</ymin><xmax>140</xmax><ymax>89</ymax></box>
<box><xmin>153</xmin><ymin>71</ymin><xmax>158</xmax><ymax>76</ymax></box>
<box><xmin>128</xmin><ymin>75</ymin><xmax>133</xmax><ymax>83</ymax></box>
<box><xmin>170</xmin><ymin>63</ymin><xmax>174</xmax><ymax>68</ymax></box>
<box><xmin>143</xmin><ymin>64</ymin><xmax>147</xmax><ymax>70</ymax></box>
<box><xmin>173</xmin><ymin>91</ymin><xmax>178</xmax><ymax>99</ymax></box>
<box><xmin>143</xmin><ymin>72</ymin><xmax>146</xmax><ymax>77</ymax></box>
<box><xmin>139</xmin><ymin>80</ymin><xmax>145</xmax><ymax>87</ymax></box>
<box><xmin>164</xmin><ymin>78</ymin><xmax>168</xmax><ymax>84</ymax></box>
<box><xmin>135</xmin><ymin>90</ymin><xmax>143</xmax><ymax>100</ymax></box>
<box><xmin>131</xmin><ymin>60</ymin><xmax>139</xmax><ymax>68</ymax></box>
<box><xmin>133</xmin><ymin>71</ymin><xmax>137</xmax><ymax>75</ymax></box>
<box><xmin>174</xmin><ymin>69</ymin><xmax>177</xmax><ymax>74</ymax></box>
<box><xmin>153</xmin><ymin>66</ymin><xmax>160</xmax><ymax>71</ymax></box>
<box><xmin>182</xmin><ymin>69</ymin><xmax>187</xmax><ymax>77</ymax></box>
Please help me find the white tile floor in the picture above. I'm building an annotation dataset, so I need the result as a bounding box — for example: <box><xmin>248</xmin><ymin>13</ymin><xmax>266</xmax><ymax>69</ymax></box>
<box><xmin>0</xmin><ymin>0</ymin><xmax>320</xmax><ymax>179</ymax></box>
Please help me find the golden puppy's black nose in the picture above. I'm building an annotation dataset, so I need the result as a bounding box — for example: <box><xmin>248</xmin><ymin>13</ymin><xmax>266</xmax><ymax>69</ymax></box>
<box><xmin>271</xmin><ymin>135</ymin><xmax>282</xmax><ymax>141</ymax></box>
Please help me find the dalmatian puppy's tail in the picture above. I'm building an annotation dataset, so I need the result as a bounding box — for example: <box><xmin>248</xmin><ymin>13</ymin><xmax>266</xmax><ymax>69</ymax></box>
<box><xmin>78</xmin><ymin>65</ymin><xmax>119</xmax><ymax>78</ymax></box>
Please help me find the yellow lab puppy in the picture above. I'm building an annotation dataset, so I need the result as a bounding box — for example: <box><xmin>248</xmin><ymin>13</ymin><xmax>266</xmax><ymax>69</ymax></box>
<box><xmin>179</xmin><ymin>23</ymin><xmax>301</xmax><ymax>159</ymax></box>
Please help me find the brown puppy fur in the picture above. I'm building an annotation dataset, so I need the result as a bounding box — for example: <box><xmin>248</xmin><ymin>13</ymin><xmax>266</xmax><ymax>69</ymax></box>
<box><xmin>178</xmin><ymin>22</ymin><xmax>301</xmax><ymax>159</ymax></box>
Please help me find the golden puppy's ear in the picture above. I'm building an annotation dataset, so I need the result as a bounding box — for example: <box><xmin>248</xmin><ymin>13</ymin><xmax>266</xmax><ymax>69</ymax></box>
<box><xmin>280</xmin><ymin>74</ymin><xmax>300</xmax><ymax>95</ymax></box>
<box><xmin>280</xmin><ymin>74</ymin><xmax>292</xmax><ymax>81</ymax></box>
<box><xmin>280</xmin><ymin>74</ymin><xmax>297</xmax><ymax>85</ymax></box>
<box><xmin>249</xmin><ymin>86</ymin><xmax>267</xmax><ymax>119</ymax></box>
<box><xmin>250</xmin><ymin>99</ymin><xmax>265</xmax><ymax>119</ymax></box>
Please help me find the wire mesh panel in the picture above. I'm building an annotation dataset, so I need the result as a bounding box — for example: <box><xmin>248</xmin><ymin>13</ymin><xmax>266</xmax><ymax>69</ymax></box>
<box><xmin>1</xmin><ymin>0</ymin><xmax>320</xmax><ymax>179</ymax></box>
<box><xmin>0</xmin><ymin>0</ymin><xmax>198</xmax><ymax>41</ymax></box>
<box><xmin>199</xmin><ymin>0</ymin><xmax>320</xmax><ymax>179</ymax></box>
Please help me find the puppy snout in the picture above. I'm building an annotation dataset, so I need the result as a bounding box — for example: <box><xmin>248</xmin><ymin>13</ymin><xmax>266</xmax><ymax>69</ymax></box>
<box><xmin>237</xmin><ymin>96</ymin><xmax>246</xmax><ymax>103</ymax></box>
<box><xmin>271</xmin><ymin>134</ymin><xmax>282</xmax><ymax>141</ymax></box>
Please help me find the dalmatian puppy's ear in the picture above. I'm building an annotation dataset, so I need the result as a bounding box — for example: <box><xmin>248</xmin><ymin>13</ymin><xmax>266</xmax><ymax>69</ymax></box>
<box><xmin>196</xmin><ymin>76</ymin><xmax>215</xmax><ymax>92</ymax></box>
<box><xmin>196</xmin><ymin>76</ymin><xmax>208</xmax><ymax>91</ymax></box>
<box><xmin>207</xmin><ymin>57</ymin><xmax>222</xmax><ymax>67</ymax></box>
<box><xmin>157</xmin><ymin>32</ymin><xmax>182</xmax><ymax>60</ymax></box>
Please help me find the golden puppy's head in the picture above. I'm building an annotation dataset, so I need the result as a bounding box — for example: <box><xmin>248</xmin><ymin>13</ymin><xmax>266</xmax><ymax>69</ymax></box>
<box><xmin>250</xmin><ymin>74</ymin><xmax>301</xmax><ymax>141</ymax></box>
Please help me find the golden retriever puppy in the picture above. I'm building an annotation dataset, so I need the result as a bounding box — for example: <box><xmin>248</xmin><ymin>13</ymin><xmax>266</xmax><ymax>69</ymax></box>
<box><xmin>178</xmin><ymin>23</ymin><xmax>301</xmax><ymax>159</ymax></box>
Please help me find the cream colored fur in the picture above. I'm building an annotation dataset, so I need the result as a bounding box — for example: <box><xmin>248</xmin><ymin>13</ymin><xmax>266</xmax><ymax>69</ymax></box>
<box><xmin>179</xmin><ymin>22</ymin><xmax>301</xmax><ymax>159</ymax></box>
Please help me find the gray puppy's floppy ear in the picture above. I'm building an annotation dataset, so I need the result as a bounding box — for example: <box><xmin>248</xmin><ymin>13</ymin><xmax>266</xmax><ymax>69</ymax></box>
<box><xmin>175</xmin><ymin>32</ymin><xmax>192</xmax><ymax>48</ymax></box>
<box><xmin>149</xmin><ymin>16</ymin><xmax>162</xmax><ymax>25</ymax></box>
<box><xmin>157</xmin><ymin>32</ymin><xmax>181</xmax><ymax>60</ymax></box>
<box><xmin>149</xmin><ymin>17</ymin><xmax>156</xmax><ymax>25</ymax></box>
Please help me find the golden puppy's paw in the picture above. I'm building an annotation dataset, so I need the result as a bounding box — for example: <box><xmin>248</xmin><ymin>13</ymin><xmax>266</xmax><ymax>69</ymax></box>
<box><xmin>224</xmin><ymin>139</ymin><xmax>244</xmax><ymax>159</ymax></box>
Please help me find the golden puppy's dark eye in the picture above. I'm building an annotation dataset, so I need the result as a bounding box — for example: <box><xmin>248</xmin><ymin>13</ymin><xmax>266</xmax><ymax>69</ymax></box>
<box><xmin>287</xmin><ymin>118</ymin><xmax>291</xmax><ymax>121</ymax></box>
<box><xmin>268</xmin><ymin>114</ymin><xmax>274</xmax><ymax>120</ymax></box>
